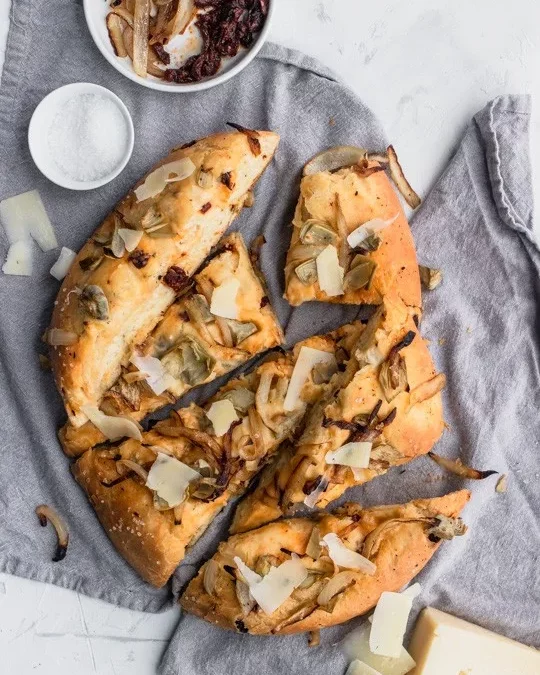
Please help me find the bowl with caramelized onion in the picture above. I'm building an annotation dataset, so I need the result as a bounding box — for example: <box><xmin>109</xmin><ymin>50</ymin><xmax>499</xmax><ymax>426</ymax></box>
<box><xmin>84</xmin><ymin>0</ymin><xmax>272</xmax><ymax>93</ymax></box>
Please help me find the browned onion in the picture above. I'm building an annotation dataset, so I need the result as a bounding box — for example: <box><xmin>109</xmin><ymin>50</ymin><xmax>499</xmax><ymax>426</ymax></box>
<box><xmin>36</xmin><ymin>505</ymin><xmax>69</xmax><ymax>562</ymax></box>
<box><xmin>316</xmin><ymin>570</ymin><xmax>356</xmax><ymax>606</ymax></box>
<box><xmin>116</xmin><ymin>459</ymin><xmax>149</xmax><ymax>482</ymax></box>
<box><xmin>387</xmin><ymin>145</ymin><xmax>421</xmax><ymax>209</ymax></box>
<box><xmin>428</xmin><ymin>452</ymin><xmax>497</xmax><ymax>480</ymax></box>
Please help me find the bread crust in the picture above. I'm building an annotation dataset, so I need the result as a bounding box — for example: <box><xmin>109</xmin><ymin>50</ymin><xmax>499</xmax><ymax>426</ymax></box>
<box><xmin>50</xmin><ymin>130</ymin><xmax>279</xmax><ymax>427</ymax></box>
<box><xmin>180</xmin><ymin>490</ymin><xmax>470</xmax><ymax>634</ymax></box>
<box><xmin>230</xmin><ymin>295</ymin><xmax>444</xmax><ymax>534</ymax></box>
<box><xmin>284</xmin><ymin>163</ymin><xmax>421</xmax><ymax>309</ymax></box>
<box><xmin>59</xmin><ymin>233</ymin><xmax>284</xmax><ymax>457</ymax></box>
<box><xmin>72</xmin><ymin>324</ymin><xmax>362</xmax><ymax>586</ymax></box>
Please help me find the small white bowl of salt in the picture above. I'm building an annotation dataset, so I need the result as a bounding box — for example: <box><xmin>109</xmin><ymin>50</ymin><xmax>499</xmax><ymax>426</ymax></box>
<box><xmin>28</xmin><ymin>82</ymin><xmax>134</xmax><ymax>190</ymax></box>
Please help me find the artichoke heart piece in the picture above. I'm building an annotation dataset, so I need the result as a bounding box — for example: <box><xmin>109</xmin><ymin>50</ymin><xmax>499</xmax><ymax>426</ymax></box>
<box><xmin>355</xmin><ymin>232</ymin><xmax>381</xmax><ymax>253</ymax></box>
<box><xmin>344</xmin><ymin>256</ymin><xmax>377</xmax><ymax>291</ymax></box>
<box><xmin>300</xmin><ymin>220</ymin><xmax>337</xmax><ymax>246</ymax></box>
<box><xmin>226</xmin><ymin>319</ymin><xmax>258</xmax><ymax>346</ymax></box>
<box><xmin>379</xmin><ymin>351</ymin><xmax>408</xmax><ymax>401</ymax></box>
<box><xmin>188</xmin><ymin>294</ymin><xmax>214</xmax><ymax>324</ymax></box>
<box><xmin>161</xmin><ymin>338</ymin><xmax>215</xmax><ymax>386</ymax></box>
<box><xmin>219</xmin><ymin>387</ymin><xmax>255</xmax><ymax>414</ymax></box>
<box><xmin>295</xmin><ymin>258</ymin><xmax>318</xmax><ymax>285</ymax></box>
<box><xmin>79</xmin><ymin>285</ymin><xmax>109</xmax><ymax>321</ymax></box>
<box><xmin>79</xmin><ymin>254</ymin><xmax>104</xmax><ymax>272</ymax></box>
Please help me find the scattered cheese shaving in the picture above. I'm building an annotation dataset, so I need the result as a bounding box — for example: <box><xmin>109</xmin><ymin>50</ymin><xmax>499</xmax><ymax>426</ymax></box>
<box><xmin>369</xmin><ymin>591</ymin><xmax>413</xmax><ymax>658</ymax></box>
<box><xmin>50</xmin><ymin>247</ymin><xmax>76</xmax><ymax>280</ymax></box>
<box><xmin>0</xmin><ymin>190</ymin><xmax>57</xmax><ymax>251</ymax></box>
<box><xmin>343</xmin><ymin>621</ymin><xmax>416</xmax><ymax>675</ymax></box>
<box><xmin>130</xmin><ymin>354</ymin><xmax>175</xmax><ymax>395</ymax></box>
<box><xmin>210</xmin><ymin>277</ymin><xmax>240</xmax><ymax>320</ymax></box>
<box><xmin>347</xmin><ymin>215</ymin><xmax>398</xmax><ymax>249</ymax></box>
<box><xmin>146</xmin><ymin>452</ymin><xmax>201</xmax><ymax>508</ymax></box>
<box><xmin>400</xmin><ymin>583</ymin><xmax>422</xmax><ymax>600</ymax></box>
<box><xmin>346</xmin><ymin>660</ymin><xmax>383</xmax><ymax>675</ymax></box>
<box><xmin>81</xmin><ymin>405</ymin><xmax>142</xmax><ymax>441</ymax></box>
<box><xmin>284</xmin><ymin>346</ymin><xmax>337</xmax><ymax>412</ymax></box>
<box><xmin>303</xmin><ymin>475</ymin><xmax>329</xmax><ymax>508</ymax></box>
<box><xmin>2</xmin><ymin>240</ymin><xmax>32</xmax><ymax>276</ymax></box>
<box><xmin>325</xmin><ymin>442</ymin><xmax>372</xmax><ymax>469</ymax></box>
<box><xmin>206</xmin><ymin>399</ymin><xmax>239</xmax><ymax>436</ymax></box>
<box><xmin>316</xmin><ymin>244</ymin><xmax>344</xmax><ymax>296</ymax></box>
<box><xmin>118</xmin><ymin>228</ymin><xmax>143</xmax><ymax>252</ymax></box>
<box><xmin>134</xmin><ymin>158</ymin><xmax>196</xmax><ymax>201</ymax></box>
<box><xmin>233</xmin><ymin>554</ymin><xmax>308</xmax><ymax>615</ymax></box>
<box><xmin>322</xmin><ymin>533</ymin><xmax>376</xmax><ymax>574</ymax></box>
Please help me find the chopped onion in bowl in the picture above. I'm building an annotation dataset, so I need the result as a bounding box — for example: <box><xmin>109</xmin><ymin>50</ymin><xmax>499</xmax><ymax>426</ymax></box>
<box><xmin>81</xmin><ymin>405</ymin><xmax>142</xmax><ymax>441</ymax></box>
<box><xmin>321</xmin><ymin>533</ymin><xmax>376</xmax><ymax>574</ymax></box>
<box><xmin>50</xmin><ymin>247</ymin><xmax>76</xmax><ymax>281</ymax></box>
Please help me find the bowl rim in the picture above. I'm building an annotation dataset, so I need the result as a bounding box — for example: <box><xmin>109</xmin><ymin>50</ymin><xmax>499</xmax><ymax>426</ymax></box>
<box><xmin>83</xmin><ymin>0</ymin><xmax>274</xmax><ymax>93</ymax></box>
<box><xmin>28</xmin><ymin>82</ymin><xmax>135</xmax><ymax>191</ymax></box>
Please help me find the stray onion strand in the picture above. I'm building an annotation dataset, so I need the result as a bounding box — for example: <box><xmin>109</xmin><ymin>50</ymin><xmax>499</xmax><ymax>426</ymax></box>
<box><xmin>428</xmin><ymin>452</ymin><xmax>497</xmax><ymax>480</ymax></box>
<box><xmin>36</xmin><ymin>504</ymin><xmax>69</xmax><ymax>562</ymax></box>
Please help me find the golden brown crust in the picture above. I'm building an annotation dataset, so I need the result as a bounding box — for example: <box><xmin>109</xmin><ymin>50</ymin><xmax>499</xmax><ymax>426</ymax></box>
<box><xmin>230</xmin><ymin>295</ymin><xmax>445</xmax><ymax>534</ymax></box>
<box><xmin>58</xmin><ymin>232</ymin><xmax>284</xmax><ymax>457</ymax></box>
<box><xmin>180</xmin><ymin>490</ymin><xmax>470</xmax><ymax>634</ymax></box>
<box><xmin>284</xmin><ymin>163</ymin><xmax>421</xmax><ymax>308</ymax></box>
<box><xmin>72</xmin><ymin>324</ymin><xmax>362</xmax><ymax>586</ymax></box>
<box><xmin>50</xmin><ymin>130</ymin><xmax>279</xmax><ymax>428</ymax></box>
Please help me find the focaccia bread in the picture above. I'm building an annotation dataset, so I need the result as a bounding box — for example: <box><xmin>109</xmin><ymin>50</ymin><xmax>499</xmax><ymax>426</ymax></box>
<box><xmin>59</xmin><ymin>233</ymin><xmax>284</xmax><ymax>457</ymax></box>
<box><xmin>72</xmin><ymin>323</ymin><xmax>362</xmax><ymax>587</ymax></box>
<box><xmin>284</xmin><ymin>156</ymin><xmax>421</xmax><ymax>309</ymax></box>
<box><xmin>231</xmin><ymin>295</ymin><xmax>445</xmax><ymax>534</ymax></box>
<box><xmin>181</xmin><ymin>490</ymin><xmax>470</xmax><ymax>634</ymax></box>
<box><xmin>49</xmin><ymin>129</ymin><xmax>279</xmax><ymax>428</ymax></box>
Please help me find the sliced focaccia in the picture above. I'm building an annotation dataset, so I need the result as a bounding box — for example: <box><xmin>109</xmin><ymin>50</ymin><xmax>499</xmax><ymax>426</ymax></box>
<box><xmin>284</xmin><ymin>149</ymin><xmax>421</xmax><ymax>309</ymax></box>
<box><xmin>49</xmin><ymin>129</ymin><xmax>279</xmax><ymax>428</ymax></box>
<box><xmin>59</xmin><ymin>233</ymin><xmax>283</xmax><ymax>457</ymax></box>
<box><xmin>72</xmin><ymin>323</ymin><xmax>363</xmax><ymax>587</ymax></box>
<box><xmin>231</xmin><ymin>295</ymin><xmax>445</xmax><ymax>534</ymax></box>
<box><xmin>181</xmin><ymin>490</ymin><xmax>470</xmax><ymax>634</ymax></box>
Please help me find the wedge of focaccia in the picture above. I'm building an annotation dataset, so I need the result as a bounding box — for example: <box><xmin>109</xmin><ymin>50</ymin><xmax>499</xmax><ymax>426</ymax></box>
<box><xmin>72</xmin><ymin>323</ymin><xmax>363</xmax><ymax>587</ymax></box>
<box><xmin>284</xmin><ymin>151</ymin><xmax>421</xmax><ymax>310</ymax></box>
<box><xmin>231</xmin><ymin>295</ymin><xmax>445</xmax><ymax>534</ymax></box>
<box><xmin>59</xmin><ymin>233</ymin><xmax>283</xmax><ymax>457</ymax></box>
<box><xmin>49</xmin><ymin>129</ymin><xmax>279</xmax><ymax>428</ymax></box>
<box><xmin>181</xmin><ymin>490</ymin><xmax>470</xmax><ymax>634</ymax></box>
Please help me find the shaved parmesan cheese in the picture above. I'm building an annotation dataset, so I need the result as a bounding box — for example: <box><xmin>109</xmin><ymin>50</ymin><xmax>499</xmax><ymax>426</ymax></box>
<box><xmin>135</xmin><ymin>158</ymin><xmax>196</xmax><ymax>201</ymax></box>
<box><xmin>50</xmin><ymin>247</ymin><xmax>76</xmax><ymax>280</ymax></box>
<box><xmin>369</xmin><ymin>591</ymin><xmax>413</xmax><ymax>658</ymax></box>
<box><xmin>234</xmin><ymin>555</ymin><xmax>307</xmax><ymax>615</ymax></box>
<box><xmin>118</xmin><ymin>228</ymin><xmax>143</xmax><ymax>252</ymax></box>
<box><xmin>0</xmin><ymin>190</ymin><xmax>57</xmax><ymax>251</ymax></box>
<box><xmin>304</xmin><ymin>475</ymin><xmax>329</xmax><ymax>508</ymax></box>
<box><xmin>325</xmin><ymin>442</ymin><xmax>372</xmax><ymax>469</ymax></box>
<box><xmin>343</xmin><ymin>622</ymin><xmax>416</xmax><ymax>675</ymax></box>
<box><xmin>400</xmin><ymin>583</ymin><xmax>421</xmax><ymax>600</ymax></box>
<box><xmin>210</xmin><ymin>277</ymin><xmax>240</xmax><ymax>320</ymax></box>
<box><xmin>347</xmin><ymin>215</ymin><xmax>398</xmax><ymax>249</ymax></box>
<box><xmin>81</xmin><ymin>405</ymin><xmax>142</xmax><ymax>442</ymax></box>
<box><xmin>206</xmin><ymin>399</ymin><xmax>239</xmax><ymax>436</ymax></box>
<box><xmin>130</xmin><ymin>354</ymin><xmax>175</xmax><ymax>395</ymax></box>
<box><xmin>346</xmin><ymin>660</ymin><xmax>383</xmax><ymax>675</ymax></box>
<box><xmin>321</xmin><ymin>533</ymin><xmax>376</xmax><ymax>575</ymax></box>
<box><xmin>316</xmin><ymin>244</ymin><xmax>344</xmax><ymax>296</ymax></box>
<box><xmin>146</xmin><ymin>452</ymin><xmax>201</xmax><ymax>508</ymax></box>
<box><xmin>284</xmin><ymin>346</ymin><xmax>337</xmax><ymax>412</ymax></box>
<box><xmin>2</xmin><ymin>240</ymin><xmax>32</xmax><ymax>275</ymax></box>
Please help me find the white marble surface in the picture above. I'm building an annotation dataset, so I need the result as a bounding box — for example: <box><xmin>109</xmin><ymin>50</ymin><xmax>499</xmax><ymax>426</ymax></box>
<box><xmin>1</xmin><ymin>1</ymin><xmax>539</xmax><ymax>673</ymax></box>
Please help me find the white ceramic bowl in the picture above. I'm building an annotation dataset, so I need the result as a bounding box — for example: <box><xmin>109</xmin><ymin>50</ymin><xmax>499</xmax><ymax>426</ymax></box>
<box><xmin>83</xmin><ymin>0</ymin><xmax>273</xmax><ymax>93</ymax></box>
<box><xmin>28</xmin><ymin>82</ymin><xmax>134</xmax><ymax>191</ymax></box>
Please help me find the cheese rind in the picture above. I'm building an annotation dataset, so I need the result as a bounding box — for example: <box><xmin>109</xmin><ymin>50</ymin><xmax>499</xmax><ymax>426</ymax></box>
<box><xmin>408</xmin><ymin>607</ymin><xmax>540</xmax><ymax>675</ymax></box>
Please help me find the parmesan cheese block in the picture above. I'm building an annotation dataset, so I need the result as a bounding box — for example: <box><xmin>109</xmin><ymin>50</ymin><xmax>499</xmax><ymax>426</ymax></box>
<box><xmin>408</xmin><ymin>607</ymin><xmax>540</xmax><ymax>674</ymax></box>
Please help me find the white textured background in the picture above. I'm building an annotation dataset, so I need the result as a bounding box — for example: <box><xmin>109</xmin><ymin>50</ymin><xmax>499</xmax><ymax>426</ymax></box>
<box><xmin>1</xmin><ymin>1</ymin><xmax>539</xmax><ymax>673</ymax></box>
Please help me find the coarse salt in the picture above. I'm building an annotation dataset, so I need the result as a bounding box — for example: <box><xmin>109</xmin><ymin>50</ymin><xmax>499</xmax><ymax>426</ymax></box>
<box><xmin>47</xmin><ymin>93</ymin><xmax>129</xmax><ymax>182</ymax></box>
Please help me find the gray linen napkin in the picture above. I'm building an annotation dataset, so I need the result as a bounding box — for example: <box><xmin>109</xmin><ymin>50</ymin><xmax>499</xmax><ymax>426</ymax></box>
<box><xmin>160</xmin><ymin>96</ymin><xmax>540</xmax><ymax>674</ymax></box>
<box><xmin>0</xmin><ymin>0</ymin><xmax>385</xmax><ymax>611</ymax></box>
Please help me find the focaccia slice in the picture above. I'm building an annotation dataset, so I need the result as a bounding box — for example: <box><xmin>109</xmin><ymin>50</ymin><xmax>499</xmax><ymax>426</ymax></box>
<box><xmin>49</xmin><ymin>129</ymin><xmax>279</xmax><ymax>428</ymax></box>
<box><xmin>72</xmin><ymin>323</ymin><xmax>362</xmax><ymax>587</ymax></box>
<box><xmin>231</xmin><ymin>295</ymin><xmax>445</xmax><ymax>534</ymax></box>
<box><xmin>181</xmin><ymin>490</ymin><xmax>470</xmax><ymax>634</ymax></box>
<box><xmin>284</xmin><ymin>154</ymin><xmax>421</xmax><ymax>309</ymax></box>
<box><xmin>59</xmin><ymin>233</ymin><xmax>283</xmax><ymax>457</ymax></box>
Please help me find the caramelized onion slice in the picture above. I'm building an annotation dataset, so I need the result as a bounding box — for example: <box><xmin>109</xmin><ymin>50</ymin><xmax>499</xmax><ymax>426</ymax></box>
<box><xmin>117</xmin><ymin>459</ymin><xmax>149</xmax><ymax>482</ymax></box>
<box><xmin>428</xmin><ymin>452</ymin><xmax>497</xmax><ymax>480</ymax></box>
<box><xmin>132</xmin><ymin>0</ymin><xmax>151</xmax><ymax>77</ymax></box>
<box><xmin>36</xmin><ymin>505</ymin><xmax>69</xmax><ymax>562</ymax></box>
<box><xmin>387</xmin><ymin>145</ymin><xmax>421</xmax><ymax>209</ymax></box>
<box><xmin>317</xmin><ymin>570</ymin><xmax>356</xmax><ymax>607</ymax></box>
<box><xmin>106</xmin><ymin>13</ymin><xmax>128</xmax><ymax>57</ymax></box>
<box><xmin>303</xmin><ymin>146</ymin><xmax>368</xmax><ymax>176</ymax></box>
